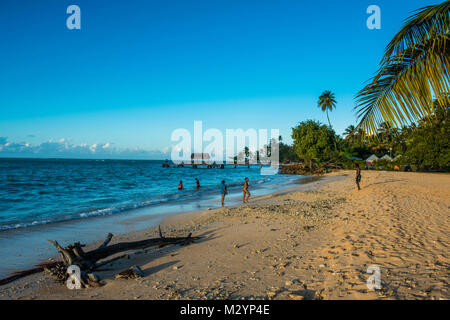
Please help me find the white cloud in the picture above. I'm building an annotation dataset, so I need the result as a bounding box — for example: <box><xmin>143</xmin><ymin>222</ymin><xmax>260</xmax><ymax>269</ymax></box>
<box><xmin>0</xmin><ymin>137</ymin><xmax>170</xmax><ymax>160</ymax></box>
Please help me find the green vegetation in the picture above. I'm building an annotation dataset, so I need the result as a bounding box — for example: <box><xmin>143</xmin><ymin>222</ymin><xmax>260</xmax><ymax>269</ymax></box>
<box><xmin>291</xmin><ymin>120</ymin><xmax>337</xmax><ymax>169</ymax></box>
<box><xmin>355</xmin><ymin>1</ymin><xmax>450</xmax><ymax>136</ymax></box>
<box><xmin>280</xmin><ymin>101</ymin><xmax>449</xmax><ymax>172</ymax></box>
<box><xmin>278</xmin><ymin>135</ymin><xmax>298</xmax><ymax>163</ymax></box>
<box><xmin>278</xmin><ymin>2</ymin><xmax>449</xmax><ymax>173</ymax></box>
<box><xmin>401</xmin><ymin>106</ymin><xmax>450</xmax><ymax>168</ymax></box>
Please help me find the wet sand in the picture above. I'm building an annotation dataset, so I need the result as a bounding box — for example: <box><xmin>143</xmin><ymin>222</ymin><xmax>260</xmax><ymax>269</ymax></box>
<box><xmin>1</xmin><ymin>170</ymin><xmax>448</xmax><ymax>300</ymax></box>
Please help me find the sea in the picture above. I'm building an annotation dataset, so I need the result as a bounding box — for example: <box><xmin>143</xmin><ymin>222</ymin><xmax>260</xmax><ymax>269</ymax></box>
<box><xmin>0</xmin><ymin>158</ymin><xmax>303</xmax><ymax>277</ymax></box>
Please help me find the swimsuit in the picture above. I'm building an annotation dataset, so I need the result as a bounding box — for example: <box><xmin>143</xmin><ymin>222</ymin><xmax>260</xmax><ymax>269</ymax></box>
<box><xmin>243</xmin><ymin>182</ymin><xmax>250</xmax><ymax>194</ymax></box>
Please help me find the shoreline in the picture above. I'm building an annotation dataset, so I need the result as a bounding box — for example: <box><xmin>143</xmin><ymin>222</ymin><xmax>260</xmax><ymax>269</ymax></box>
<box><xmin>0</xmin><ymin>173</ymin><xmax>305</xmax><ymax>279</ymax></box>
<box><xmin>159</xmin><ymin>174</ymin><xmax>331</xmax><ymax>227</ymax></box>
<box><xmin>0</xmin><ymin>171</ymin><xmax>297</xmax><ymax>233</ymax></box>
<box><xmin>1</xmin><ymin>170</ymin><xmax>448</xmax><ymax>300</ymax></box>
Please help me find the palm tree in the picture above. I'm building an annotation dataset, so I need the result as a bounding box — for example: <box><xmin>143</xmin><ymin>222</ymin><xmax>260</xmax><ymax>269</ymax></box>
<box><xmin>376</xmin><ymin>122</ymin><xmax>394</xmax><ymax>152</ymax></box>
<box><xmin>377</xmin><ymin>123</ymin><xmax>391</xmax><ymax>141</ymax></box>
<box><xmin>344</xmin><ymin>125</ymin><xmax>356</xmax><ymax>141</ymax></box>
<box><xmin>318</xmin><ymin>90</ymin><xmax>337</xmax><ymax>128</ymax></box>
<box><xmin>355</xmin><ymin>1</ymin><xmax>450</xmax><ymax>136</ymax></box>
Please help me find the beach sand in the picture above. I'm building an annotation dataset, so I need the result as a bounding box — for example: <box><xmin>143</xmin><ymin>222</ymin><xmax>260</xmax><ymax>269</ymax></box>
<box><xmin>1</xmin><ymin>170</ymin><xmax>449</xmax><ymax>300</ymax></box>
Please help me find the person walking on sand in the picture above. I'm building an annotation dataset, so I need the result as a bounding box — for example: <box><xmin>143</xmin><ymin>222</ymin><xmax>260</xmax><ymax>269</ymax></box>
<box><xmin>220</xmin><ymin>180</ymin><xmax>228</xmax><ymax>207</ymax></box>
<box><xmin>178</xmin><ymin>180</ymin><xmax>183</xmax><ymax>190</ymax></box>
<box><xmin>242</xmin><ymin>177</ymin><xmax>250</xmax><ymax>203</ymax></box>
<box><xmin>195</xmin><ymin>178</ymin><xmax>200</xmax><ymax>190</ymax></box>
<box><xmin>355</xmin><ymin>163</ymin><xmax>361</xmax><ymax>190</ymax></box>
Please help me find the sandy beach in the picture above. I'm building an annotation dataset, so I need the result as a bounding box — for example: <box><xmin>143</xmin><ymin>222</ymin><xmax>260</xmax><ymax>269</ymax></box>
<box><xmin>1</xmin><ymin>170</ymin><xmax>448</xmax><ymax>300</ymax></box>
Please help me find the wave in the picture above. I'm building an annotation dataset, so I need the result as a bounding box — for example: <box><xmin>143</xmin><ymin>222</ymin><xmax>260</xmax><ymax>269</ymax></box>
<box><xmin>0</xmin><ymin>176</ymin><xmax>284</xmax><ymax>232</ymax></box>
<box><xmin>0</xmin><ymin>200</ymin><xmax>159</xmax><ymax>231</ymax></box>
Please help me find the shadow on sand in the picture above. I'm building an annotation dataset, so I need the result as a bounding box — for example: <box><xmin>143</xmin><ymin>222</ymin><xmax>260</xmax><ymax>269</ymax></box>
<box><xmin>91</xmin><ymin>229</ymin><xmax>218</xmax><ymax>282</ymax></box>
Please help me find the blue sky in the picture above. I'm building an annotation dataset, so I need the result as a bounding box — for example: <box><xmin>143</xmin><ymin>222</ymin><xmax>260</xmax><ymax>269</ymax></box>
<box><xmin>0</xmin><ymin>0</ymin><xmax>437</xmax><ymax>159</ymax></box>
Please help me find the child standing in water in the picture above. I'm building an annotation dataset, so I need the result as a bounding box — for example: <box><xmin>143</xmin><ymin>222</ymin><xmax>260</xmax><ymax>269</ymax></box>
<box><xmin>355</xmin><ymin>163</ymin><xmax>361</xmax><ymax>190</ymax></box>
<box><xmin>220</xmin><ymin>180</ymin><xmax>228</xmax><ymax>207</ymax></box>
<box><xmin>242</xmin><ymin>177</ymin><xmax>250</xmax><ymax>203</ymax></box>
<box><xmin>195</xmin><ymin>178</ymin><xmax>200</xmax><ymax>190</ymax></box>
<box><xmin>178</xmin><ymin>180</ymin><xmax>183</xmax><ymax>190</ymax></box>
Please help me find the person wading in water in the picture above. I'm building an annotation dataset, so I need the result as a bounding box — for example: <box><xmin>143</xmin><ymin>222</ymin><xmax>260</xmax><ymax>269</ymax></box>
<box><xmin>242</xmin><ymin>177</ymin><xmax>250</xmax><ymax>203</ymax></box>
<box><xmin>220</xmin><ymin>180</ymin><xmax>228</xmax><ymax>207</ymax></box>
<box><xmin>195</xmin><ymin>178</ymin><xmax>200</xmax><ymax>190</ymax></box>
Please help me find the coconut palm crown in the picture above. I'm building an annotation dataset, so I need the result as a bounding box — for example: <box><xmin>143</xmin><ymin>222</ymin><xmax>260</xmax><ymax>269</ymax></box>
<box><xmin>318</xmin><ymin>90</ymin><xmax>337</xmax><ymax>128</ymax></box>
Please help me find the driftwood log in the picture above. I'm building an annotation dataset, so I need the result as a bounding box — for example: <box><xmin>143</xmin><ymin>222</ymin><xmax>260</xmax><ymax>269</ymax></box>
<box><xmin>0</xmin><ymin>226</ymin><xmax>199</xmax><ymax>286</ymax></box>
<box><xmin>48</xmin><ymin>228</ymin><xmax>199</xmax><ymax>272</ymax></box>
<box><xmin>0</xmin><ymin>261</ymin><xmax>61</xmax><ymax>286</ymax></box>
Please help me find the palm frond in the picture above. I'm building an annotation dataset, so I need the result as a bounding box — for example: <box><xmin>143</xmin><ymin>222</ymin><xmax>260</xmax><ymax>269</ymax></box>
<box><xmin>355</xmin><ymin>33</ymin><xmax>450</xmax><ymax>136</ymax></box>
<box><xmin>382</xmin><ymin>0</ymin><xmax>450</xmax><ymax>64</ymax></box>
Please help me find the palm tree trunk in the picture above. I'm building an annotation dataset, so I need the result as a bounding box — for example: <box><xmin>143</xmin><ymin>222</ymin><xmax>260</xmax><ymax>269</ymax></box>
<box><xmin>326</xmin><ymin>110</ymin><xmax>337</xmax><ymax>151</ymax></box>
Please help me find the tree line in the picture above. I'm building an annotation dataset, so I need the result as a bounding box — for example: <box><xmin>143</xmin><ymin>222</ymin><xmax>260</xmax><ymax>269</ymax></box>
<box><xmin>281</xmin><ymin>1</ymin><xmax>449</xmax><ymax>172</ymax></box>
<box><xmin>280</xmin><ymin>101</ymin><xmax>449</xmax><ymax>172</ymax></box>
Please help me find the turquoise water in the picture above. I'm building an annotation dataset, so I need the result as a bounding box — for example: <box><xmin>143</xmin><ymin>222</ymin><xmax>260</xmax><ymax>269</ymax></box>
<box><xmin>0</xmin><ymin>158</ymin><xmax>293</xmax><ymax>231</ymax></box>
<box><xmin>0</xmin><ymin>158</ymin><xmax>301</xmax><ymax>277</ymax></box>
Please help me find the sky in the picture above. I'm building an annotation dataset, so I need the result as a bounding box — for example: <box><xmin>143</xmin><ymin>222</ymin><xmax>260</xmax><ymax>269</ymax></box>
<box><xmin>0</xmin><ymin>0</ymin><xmax>438</xmax><ymax>159</ymax></box>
